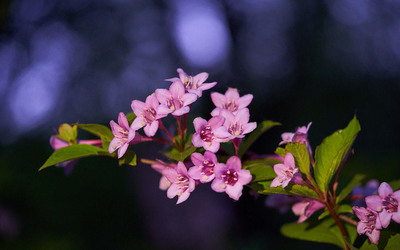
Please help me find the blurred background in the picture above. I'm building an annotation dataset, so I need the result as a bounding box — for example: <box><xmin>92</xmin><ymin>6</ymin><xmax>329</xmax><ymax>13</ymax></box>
<box><xmin>0</xmin><ymin>0</ymin><xmax>399</xmax><ymax>249</ymax></box>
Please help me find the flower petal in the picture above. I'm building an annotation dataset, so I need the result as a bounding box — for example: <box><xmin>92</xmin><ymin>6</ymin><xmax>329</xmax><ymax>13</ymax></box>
<box><xmin>192</xmin><ymin>133</ymin><xmax>203</xmax><ymax>148</ymax></box>
<box><xmin>131</xmin><ymin>117</ymin><xmax>145</xmax><ymax>131</ymax></box>
<box><xmin>378</xmin><ymin>182</ymin><xmax>393</xmax><ymax>197</ymax></box>
<box><xmin>365</xmin><ymin>195</ymin><xmax>382</xmax><ymax>211</ymax></box>
<box><xmin>235</xmin><ymin>108</ymin><xmax>250</xmax><ymax>125</ymax></box>
<box><xmin>211</xmin><ymin>178</ymin><xmax>226</xmax><ymax>193</ymax></box>
<box><xmin>117</xmin><ymin>143</ymin><xmax>129</xmax><ymax>159</ymax></box>
<box><xmin>169</xmin><ymin>81</ymin><xmax>185</xmax><ymax>97</ymax></box>
<box><xmin>193</xmin><ymin>117</ymin><xmax>207</xmax><ymax>132</ymax></box>
<box><xmin>226</xmin><ymin>183</ymin><xmax>243</xmax><ymax>200</ymax></box>
<box><xmin>181</xmin><ymin>93</ymin><xmax>197</xmax><ymax>106</ymax></box>
<box><xmin>131</xmin><ymin>100</ymin><xmax>146</xmax><ymax>116</ymax></box>
<box><xmin>238</xmin><ymin>169</ymin><xmax>252</xmax><ymax>185</ymax></box>
<box><xmin>203</xmin><ymin>141</ymin><xmax>220</xmax><ymax>153</ymax></box>
<box><xmin>225</xmin><ymin>88</ymin><xmax>240</xmax><ymax>101</ymax></box>
<box><xmin>243</xmin><ymin>122</ymin><xmax>257</xmax><ymax>135</ymax></box>
<box><xmin>226</xmin><ymin>156</ymin><xmax>242</xmax><ymax>171</ymax></box>
<box><xmin>118</xmin><ymin>112</ymin><xmax>129</xmax><ymax>130</ymax></box>
<box><xmin>211</xmin><ymin>92</ymin><xmax>226</xmax><ymax>108</ymax></box>
<box><xmin>204</xmin><ymin>151</ymin><xmax>217</xmax><ymax>163</ymax></box>
<box><xmin>237</xmin><ymin>94</ymin><xmax>253</xmax><ymax>109</ymax></box>
<box><xmin>208</xmin><ymin>115</ymin><xmax>225</xmax><ymax>128</ymax></box>
<box><xmin>155</xmin><ymin>88</ymin><xmax>172</xmax><ymax>104</ymax></box>
<box><xmin>144</xmin><ymin>120</ymin><xmax>159</xmax><ymax>137</ymax></box>
<box><xmin>191</xmin><ymin>152</ymin><xmax>205</xmax><ymax>166</ymax></box>
<box><xmin>379</xmin><ymin>209</ymin><xmax>392</xmax><ymax>228</ymax></box>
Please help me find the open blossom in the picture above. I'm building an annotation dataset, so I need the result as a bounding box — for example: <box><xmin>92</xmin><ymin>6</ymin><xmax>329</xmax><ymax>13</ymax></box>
<box><xmin>162</xmin><ymin>162</ymin><xmax>196</xmax><ymax>204</ymax></box>
<box><xmin>292</xmin><ymin>199</ymin><xmax>325</xmax><ymax>223</ymax></box>
<box><xmin>109</xmin><ymin>112</ymin><xmax>136</xmax><ymax>158</ymax></box>
<box><xmin>211</xmin><ymin>156</ymin><xmax>252</xmax><ymax>200</ymax></box>
<box><xmin>280</xmin><ymin>122</ymin><xmax>312</xmax><ymax>145</ymax></box>
<box><xmin>192</xmin><ymin>116</ymin><xmax>227</xmax><ymax>152</ymax></box>
<box><xmin>353</xmin><ymin>206</ymin><xmax>382</xmax><ymax>245</ymax></box>
<box><xmin>165</xmin><ymin>68</ymin><xmax>217</xmax><ymax>97</ymax></box>
<box><xmin>270</xmin><ymin>153</ymin><xmax>299</xmax><ymax>188</ymax></box>
<box><xmin>131</xmin><ymin>93</ymin><xmax>161</xmax><ymax>137</ymax></box>
<box><xmin>210</xmin><ymin>88</ymin><xmax>253</xmax><ymax>116</ymax></box>
<box><xmin>188</xmin><ymin>151</ymin><xmax>218</xmax><ymax>183</ymax></box>
<box><xmin>365</xmin><ymin>182</ymin><xmax>400</xmax><ymax>228</ymax></box>
<box><xmin>213</xmin><ymin>109</ymin><xmax>257</xmax><ymax>140</ymax></box>
<box><xmin>155</xmin><ymin>81</ymin><xmax>197</xmax><ymax>117</ymax></box>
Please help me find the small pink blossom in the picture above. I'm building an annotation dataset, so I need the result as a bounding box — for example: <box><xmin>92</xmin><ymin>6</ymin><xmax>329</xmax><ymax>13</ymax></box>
<box><xmin>192</xmin><ymin>116</ymin><xmax>227</xmax><ymax>152</ymax></box>
<box><xmin>166</xmin><ymin>68</ymin><xmax>217</xmax><ymax>97</ymax></box>
<box><xmin>353</xmin><ymin>206</ymin><xmax>382</xmax><ymax>245</ymax></box>
<box><xmin>292</xmin><ymin>199</ymin><xmax>325</xmax><ymax>223</ymax></box>
<box><xmin>109</xmin><ymin>112</ymin><xmax>136</xmax><ymax>158</ymax></box>
<box><xmin>211</xmin><ymin>156</ymin><xmax>252</xmax><ymax>200</ymax></box>
<box><xmin>213</xmin><ymin>109</ymin><xmax>257</xmax><ymax>140</ymax></box>
<box><xmin>210</xmin><ymin>88</ymin><xmax>253</xmax><ymax>116</ymax></box>
<box><xmin>155</xmin><ymin>81</ymin><xmax>197</xmax><ymax>117</ymax></box>
<box><xmin>188</xmin><ymin>151</ymin><xmax>218</xmax><ymax>183</ymax></box>
<box><xmin>280</xmin><ymin>122</ymin><xmax>312</xmax><ymax>145</ymax></box>
<box><xmin>365</xmin><ymin>182</ymin><xmax>400</xmax><ymax>228</ymax></box>
<box><xmin>131</xmin><ymin>93</ymin><xmax>161</xmax><ymax>137</ymax></box>
<box><xmin>162</xmin><ymin>162</ymin><xmax>196</xmax><ymax>204</ymax></box>
<box><xmin>270</xmin><ymin>153</ymin><xmax>299</xmax><ymax>188</ymax></box>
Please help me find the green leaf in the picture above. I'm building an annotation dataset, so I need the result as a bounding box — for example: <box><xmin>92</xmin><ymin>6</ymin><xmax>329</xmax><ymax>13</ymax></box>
<box><xmin>281</xmin><ymin>218</ymin><xmax>357</xmax><ymax>249</ymax></box>
<box><xmin>125</xmin><ymin>112</ymin><xmax>136</xmax><ymax>123</ymax></box>
<box><xmin>56</xmin><ymin>123</ymin><xmax>77</xmax><ymax>143</ymax></box>
<box><xmin>39</xmin><ymin>144</ymin><xmax>110</xmax><ymax>171</ymax></box>
<box><xmin>243</xmin><ymin>158</ymin><xmax>281</xmax><ymax>169</ymax></box>
<box><xmin>118</xmin><ymin>151</ymin><xmax>137</xmax><ymax>166</ymax></box>
<box><xmin>165</xmin><ymin>146</ymin><xmax>197</xmax><ymax>162</ymax></box>
<box><xmin>285</xmin><ymin>143</ymin><xmax>310</xmax><ymax>176</ymax></box>
<box><xmin>77</xmin><ymin>124</ymin><xmax>114</xmax><ymax>142</ymax></box>
<box><xmin>238</xmin><ymin>120</ymin><xmax>281</xmax><ymax>158</ymax></box>
<box><xmin>336</xmin><ymin>174</ymin><xmax>366</xmax><ymax>204</ymax></box>
<box><xmin>275</xmin><ymin>147</ymin><xmax>286</xmax><ymax>158</ymax></box>
<box><xmin>360</xmin><ymin>231</ymin><xmax>400</xmax><ymax>250</ymax></box>
<box><xmin>249</xmin><ymin>180</ymin><xmax>319</xmax><ymax>199</ymax></box>
<box><xmin>314</xmin><ymin>116</ymin><xmax>361</xmax><ymax>193</ymax></box>
<box><xmin>246</xmin><ymin>165</ymin><xmax>276</xmax><ymax>182</ymax></box>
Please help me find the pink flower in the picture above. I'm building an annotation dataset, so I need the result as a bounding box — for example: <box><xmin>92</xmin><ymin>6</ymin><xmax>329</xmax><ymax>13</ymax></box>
<box><xmin>166</xmin><ymin>68</ymin><xmax>217</xmax><ymax>97</ymax></box>
<box><xmin>131</xmin><ymin>93</ymin><xmax>162</xmax><ymax>137</ymax></box>
<box><xmin>210</xmin><ymin>88</ymin><xmax>253</xmax><ymax>116</ymax></box>
<box><xmin>211</xmin><ymin>156</ymin><xmax>252</xmax><ymax>200</ymax></box>
<box><xmin>270</xmin><ymin>153</ymin><xmax>299</xmax><ymax>188</ymax></box>
<box><xmin>365</xmin><ymin>182</ymin><xmax>400</xmax><ymax>228</ymax></box>
<box><xmin>353</xmin><ymin>206</ymin><xmax>382</xmax><ymax>245</ymax></box>
<box><xmin>213</xmin><ymin>109</ymin><xmax>257</xmax><ymax>140</ymax></box>
<box><xmin>292</xmin><ymin>199</ymin><xmax>325</xmax><ymax>223</ymax></box>
<box><xmin>155</xmin><ymin>81</ymin><xmax>198</xmax><ymax>117</ymax></box>
<box><xmin>192</xmin><ymin>116</ymin><xmax>227</xmax><ymax>152</ymax></box>
<box><xmin>280</xmin><ymin>122</ymin><xmax>312</xmax><ymax>145</ymax></box>
<box><xmin>162</xmin><ymin>162</ymin><xmax>196</xmax><ymax>204</ymax></box>
<box><xmin>188</xmin><ymin>151</ymin><xmax>218</xmax><ymax>183</ymax></box>
<box><xmin>109</xmin><ymin>112</ymin><xmax>136</xmax><ymax>158</ymax></box>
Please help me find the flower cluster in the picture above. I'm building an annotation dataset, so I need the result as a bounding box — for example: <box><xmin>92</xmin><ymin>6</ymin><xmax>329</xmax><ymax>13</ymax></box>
<box><xmin>353</xmin><ymin>182</ymin><xmax>400</xmax><ymax>244</ymax></box>
<box><xmin>108</xmin><ymin>69</ymin><xmax>255</xmax><ymax>203</ymax></box>
<box><xmin>44</xmin><ymin>66</ymin><xmax>400</xmax><ymax>249</ymax></box>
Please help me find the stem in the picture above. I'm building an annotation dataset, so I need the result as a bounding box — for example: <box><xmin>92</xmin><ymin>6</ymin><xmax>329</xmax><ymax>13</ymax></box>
<box><xmin>325</xmin><ymin>200</ymin><xmax>350</xmax><ymax>250</ymax></box>
<box><xmin>159</xmin><ymin>120</ymin><xmax>176</xmax><ymax>144</ymax></box>
<box><xmin>339</xmin><ymin>215</ymin><xmax>358</xmax><ymax>227</ymax></box>
<box><xmin>175</xmin><ymin>116</ymin><xmax>184</xmax><ymax>151</ymax></box>
<box><xmin>333</xmin><ymin>148</ymin><xmax>354</xmax><ymax>198</ymax></box>
<box><xmin>140</xmin><ymin>158</ymin><xmax>159</xmax><ymax>165</ymax></box>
